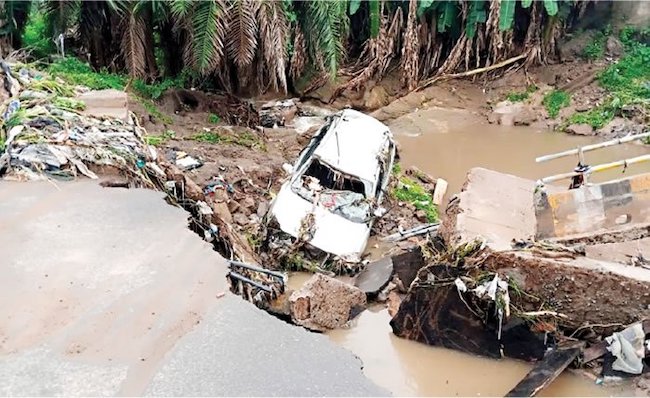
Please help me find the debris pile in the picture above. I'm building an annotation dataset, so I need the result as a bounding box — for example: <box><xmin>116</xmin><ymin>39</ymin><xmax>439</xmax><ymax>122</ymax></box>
<box><xmin>390</xmin><ymin>167</ymin><xmax>650</xmax><ymax>394</ymax></box>
<box><xmin>0</xmin><ymin>65</ymin><xmax>153</xmax><ymax>183</ymax></box>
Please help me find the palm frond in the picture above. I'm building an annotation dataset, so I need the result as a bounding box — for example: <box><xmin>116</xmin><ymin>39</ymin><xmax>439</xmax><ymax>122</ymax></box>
<box><xmin>301</xmin><ymin>0</ymin><xmax>349</xmax><ymax>79</ymax></box>
<box><xmin>170</xmin><ymin>0</ymin><xmax>193</xmax><ymax>19</ymax></box>
<box><xmin>189</xmin><ymin>0</ymin><xmax>227</xmax><ymax>75</ymax></box>
<box><xmin>226</xmin><ymin>0</ymin><xmax>258</xmax><ymax>68</ymax></box>
<box><xmin>42</xmin><ymin>0</ymin><xmax>80</xmax><ymax>35</ymax></box>
<box><xmin>258</xmin><ymin>0</ymin><xmax>288</xmax><ymax>92</ymax></box>
<box><xmin>121</xmin><ymin>6</ymin><xmax>147</xmax><ymax>79</ymax></box>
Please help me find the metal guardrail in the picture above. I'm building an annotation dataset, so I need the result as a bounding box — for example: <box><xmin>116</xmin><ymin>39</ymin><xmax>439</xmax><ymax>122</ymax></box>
<box><xmin>536</xmin><ymin>132</ymin><xmax>650</xmax><ymax>184</ymax></box>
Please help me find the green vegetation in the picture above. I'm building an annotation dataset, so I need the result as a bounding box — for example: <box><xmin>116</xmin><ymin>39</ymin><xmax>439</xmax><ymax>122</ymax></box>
<box><xmin>391</xmin><ymin>162</ymin><xmax>402</xmax><ymax>176</ymax></box>
<box><xmin>47</xmin><ymin>58</ymin><xmax>126</xmax><ymax>90</ymax></box>
<box><xmin>393</xmin><ymin>176</ymin><xmax>438</xmax><ymax>223</ymax></box>
<box><xmin>207</xmin><ymin>113</ymin><xmax>221</xmax><ymax>124</ymax></box>
<box><xmin>132</xmin><ymin>75</ymin><xmax>189</xmax><ymax>100</ymax></box>
<box><xmin>506</xmin><ymin>85</ymin><xmax>538</xmax><ymax>102</ymax></box>
<box><xmin>581</xmin><ymin>27</ymin><xmax>611</xmax><ymax>60</ymax></box>
<box><xmin>542</xmin><ymin>90</ymin><xmax>570</xmax><ymax>118</ymax></box>
<box><xmin>52</xmin><ymin>97</ymin><xmax>86</xmax><ymax>111</ymax></box>
<box><xmin>191</xmin><ymin>129</ymin><xmax>263</xmax><ymax>149</ymax></box>
<box><xmin>135</xmin><ymin>96</ymin><xmax>173</xmax><ymax>125</ymax></box>
<box><xmin>21</xmin><ymin>9</ymin><xmax>54</xmax><ymax>59</ymax></box>
<box><xmin>566</xmin><ymin>27</ymin><xmax>649</xmax><ymax>130</ymax></box>
<box><xmin>0</xmin><ymin>0</ymin><xmax>596</xmax><ymax>97</ymax></box>
<box><xmin>28</xmin><ymin>79</ymin><xmax>75</xmax><ymax>97</ymax></box>
<box><xmin>144</xmin><ymin>130</ymin><xmax>175</xmax><ymax>146</ymax></box>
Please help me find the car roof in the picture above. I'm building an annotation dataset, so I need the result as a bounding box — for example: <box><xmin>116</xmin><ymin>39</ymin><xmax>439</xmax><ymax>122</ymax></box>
<box><xmin>312</xmin><ymin>109</ymin><xmax>393</xmax><ymax>183</ymax></box>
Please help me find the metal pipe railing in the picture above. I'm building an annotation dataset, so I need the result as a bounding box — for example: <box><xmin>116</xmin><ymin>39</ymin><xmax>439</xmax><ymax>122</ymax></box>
<box><xmin>228</xmin><ymin>260</ymin><xmax>286</xmax><ymax>280</ymax></box>
<box><xmin>536</xmin><ymin>132</ymin><xmax>650</xmax><ymax>163</ymax></box>
<box><xmin>540</xmin><ymin>154</ymin><xmax>650</xmax><ymax>183</ymax></box>
<box><xmin>227</xmin><ymin>271</ymin><xmax>273</xmax><ymax>292</ymax></box>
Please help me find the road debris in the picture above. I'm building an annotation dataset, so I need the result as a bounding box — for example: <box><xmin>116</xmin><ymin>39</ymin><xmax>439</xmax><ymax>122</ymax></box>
<box><xmin>354</xmin><ymin>256</ymin><xmax>394</xmax><ymax>296</ymax></box>
<box><xmin>289</xmin><ymin>273</ymin><xmax>366</xmax><ymax>331</ymax></box>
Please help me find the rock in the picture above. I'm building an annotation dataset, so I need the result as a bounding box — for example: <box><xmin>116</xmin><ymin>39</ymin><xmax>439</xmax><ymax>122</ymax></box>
<box><xmin>415</xmin><ymin>210</ymin><xmax>428</xmax><ymax>223</ymax></box>
<box><xmin>259</xmin><ymin>99</ymin><xmax>298</xmax><ymax>128</ymax></box>
<box><xmin>538</xmin><ymin>69</ymin><xmax>559</xmax><ymax>86</ymax></box>
<box><xmin>387</xmin><ymin>291</ymin><xmax>402</xmax><ymax>318</ymax></box>
<box><xmin>363</xmin><ymin>85</ymin><xmax>390</xmax><ymax>111</ymax></box>
<box><xmin>575</xmin><ymin>104</ymin><xmax>591</xmax><ymax>112</ymax></box>
<box><xmin>606</xmin><ymin>36</ymin><xmax>624</xmax><ymax>57</ymax></box>
<box><xmin>405</xmin><ymin>166</ymin><xmax>436</xmax><ymax>184</ymax></box>
<box><xmin>241</xmin><ymin>196</ymin><xmax>256</xmax><ymax>210</ymax></box>
<box><xmin>565</xmin><ymin>123</ymin><xmax>594</xmax><ymax>136</ymax></box>
<box><xmin>432</xmin><ymin>178</ymin><xmax>448</xmax><ymax>206</ymax></box>
<box><xmin>227</xmin><ymin>200</ymin><xmax>242</xmax><ymax>214</ymax></box>
<box><xmin>488</xmin><ymin>101</ymin><xmax>537</xmax><ymax>126</ymax></box>
<box><xmin>233</xmin><ymin>212</ymin><xmax>249</xmax><ymax>226</ymax></box>
<box><xmin>212</xmin><ymin>202</ymin><xmax>233</xmax><ymax>224</ymax></box>
<box><xmin>354</xmin><ymin>257</ymin><xmax>394</xmax><ymax>296</ymax></box>
<box><xmin>289</xmin><ymin>274</ymin><xmax>367</xmax><ymax>331</ymax></box>
<box><xmin>391</xmin><ymin>247</ymin><xmax>425</xmax><ymax>292</ymax></box>
<box><xmin>79</xmin><ymin>89</ymin><xmax>129</xmax><ymax>121</ymax></box>
<box><xmin>256</xmin><ymin>201</ymin><xmax>269</xmax><ymax>218</ymax></box>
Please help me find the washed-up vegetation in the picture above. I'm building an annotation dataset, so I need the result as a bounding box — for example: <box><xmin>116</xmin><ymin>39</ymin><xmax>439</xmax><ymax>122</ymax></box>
<box><xmin>144</xmin><ymin>129</ymin><xmax>175</xmax><ymax>146</ymax></box>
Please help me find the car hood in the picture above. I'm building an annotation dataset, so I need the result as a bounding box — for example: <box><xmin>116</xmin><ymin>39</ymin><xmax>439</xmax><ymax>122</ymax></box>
<box><xmin>269</xmin><ymin>183</ymin><xmax>371</xmax><ymax>262</ymax></box>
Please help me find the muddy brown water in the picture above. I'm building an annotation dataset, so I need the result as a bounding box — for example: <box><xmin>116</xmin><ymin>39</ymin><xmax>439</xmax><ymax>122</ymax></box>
<box><xmin>289</xmin><ymin>106</ymin><xmax>648</xmax><ymax>396</ymax></box>
<box><xmin>391</xmin><ymin>107</ymin><xmax>650</xmax><ymax>201</ymax></box>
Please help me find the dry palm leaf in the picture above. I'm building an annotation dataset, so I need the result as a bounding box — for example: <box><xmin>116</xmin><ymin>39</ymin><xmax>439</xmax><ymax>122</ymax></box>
<box><xmin>121</xmin><ymin>9</ymin><xmax>147</xmax><ymax>79</ymax></box>
<box><xmin>226</xmin><ymin>0</ymin><xmax>259</xmax><ymax>69</ymax></box>
<box><xmin>258</xmin><ymin>0</ymin><xmax>288</xmax><ymax>93</ymax></box>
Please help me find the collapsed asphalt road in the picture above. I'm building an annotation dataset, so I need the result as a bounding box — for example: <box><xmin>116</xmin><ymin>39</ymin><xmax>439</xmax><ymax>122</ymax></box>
<box><xmin>0</xmin><ymin>181</ymin><xmax>387</xmax><ymax>396</ymax></box>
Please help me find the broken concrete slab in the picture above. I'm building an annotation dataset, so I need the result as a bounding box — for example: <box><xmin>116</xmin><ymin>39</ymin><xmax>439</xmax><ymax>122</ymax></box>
<box><xmin>440</xmin><ymin>167</ymin><xmax>541</xmax><ymax>251</ymax></box>
<box><xmin>79</xmin><ymin>89</ymin><xmax>128</xmax><ymax>121</ymax></box>
<box><xmin>390</xmin><ymin>266</ymin><xmax>548</xmax><ymax>361</ymax></box>
<box><xmin>391</xmin><ymin>246</ymin><xmax>425</xmax><ymax>292</ymax></box>
<box><xmin>290</xmin><ymin>274</ymin><xmax>366</xmax><ymax>331</ymax></box>
<box><xmin>355</xmin><ymin>257</ymin><xmax>394</xmax><ymax>295</ymax></box>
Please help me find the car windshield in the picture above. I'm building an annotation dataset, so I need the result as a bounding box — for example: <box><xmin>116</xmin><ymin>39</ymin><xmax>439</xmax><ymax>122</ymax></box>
<box><xmin>291</xmin><ymin>159</ymin><xmax>373</xmax><ymax>223</ymax></box>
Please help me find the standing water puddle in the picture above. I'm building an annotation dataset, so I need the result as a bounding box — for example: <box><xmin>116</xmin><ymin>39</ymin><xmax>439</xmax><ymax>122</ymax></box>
<box><xmin>289</xmin><ymin>106</ymin><xmax>648</xmax><ymax>396</ymax></box>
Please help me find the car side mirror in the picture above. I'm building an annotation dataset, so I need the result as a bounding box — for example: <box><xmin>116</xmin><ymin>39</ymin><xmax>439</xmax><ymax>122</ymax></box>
<box><xmin>282</xmin><ymin>163</ymin><xmax>293</xmax><ymax>175</ymax></box>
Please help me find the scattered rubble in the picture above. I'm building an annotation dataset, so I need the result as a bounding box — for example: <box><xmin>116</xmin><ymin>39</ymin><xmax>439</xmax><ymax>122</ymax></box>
<box><xmin>354</xmin><ymin>257</ymin><xmax>394</xmax><ymax>296</ymax></box>
<box><xmin>289</xmin><ymin>273</ymin><xmax>367</xmax><ymax>331</ymax></box>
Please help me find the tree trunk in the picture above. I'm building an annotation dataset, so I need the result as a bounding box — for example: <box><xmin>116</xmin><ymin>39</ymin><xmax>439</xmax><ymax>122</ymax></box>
<box><xmin>142</xmin><ymin>7</ymin><xmax>158</xmax><ymax>81</ymax></box>
<box><xmin>159</xmin><ymin>20</ymin><xmax>183</xmax><ymax>77</ymax></box>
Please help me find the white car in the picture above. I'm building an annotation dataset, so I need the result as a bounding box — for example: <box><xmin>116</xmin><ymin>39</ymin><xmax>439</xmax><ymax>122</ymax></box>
<box><xmin>266</xmin><ymin>109</ymin><xmax>396</xmax><ymax>263</ymax></box>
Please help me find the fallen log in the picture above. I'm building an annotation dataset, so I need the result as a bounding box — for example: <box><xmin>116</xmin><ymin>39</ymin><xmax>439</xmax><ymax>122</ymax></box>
<box><xmin>506</xmin><ymin>342</ymin><xmax>584</xmax><ymax>397</ymax></box>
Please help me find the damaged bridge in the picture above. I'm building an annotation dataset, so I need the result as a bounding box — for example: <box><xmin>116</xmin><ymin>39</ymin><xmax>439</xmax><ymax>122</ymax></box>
<box><xmin>391</xmin><ymin>167</ymin><xmax>650</xmax><ymax>393</ymax></box>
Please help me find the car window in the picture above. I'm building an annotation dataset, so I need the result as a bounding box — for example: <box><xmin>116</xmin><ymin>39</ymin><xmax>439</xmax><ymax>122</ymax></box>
<box><xmin>295</xmin><ymin>118</ymin><xmax>332</xmax><ymax>171</ymax></box>
<box><xmin>300</xmin><ymin>159</ymin><xmax>365</xmax><ymax>196</ymax></box>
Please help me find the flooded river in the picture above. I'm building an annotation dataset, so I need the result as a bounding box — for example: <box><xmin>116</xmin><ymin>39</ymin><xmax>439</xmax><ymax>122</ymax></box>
<box><xmin>392</xmin><ymin>107</ymin><xmax>650</xmax><ymax>200</ymax></box>
<box><xmin>291</xmin><ymin>106</ymin><xmax>649</xmax><ymax>396</ymax></box>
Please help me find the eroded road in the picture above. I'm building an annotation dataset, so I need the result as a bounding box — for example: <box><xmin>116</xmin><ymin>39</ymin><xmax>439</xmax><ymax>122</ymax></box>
<box><xmin>0</xmin><ymin>181</ymin><xmax>386</xmax><ymax>396</ymax></box>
